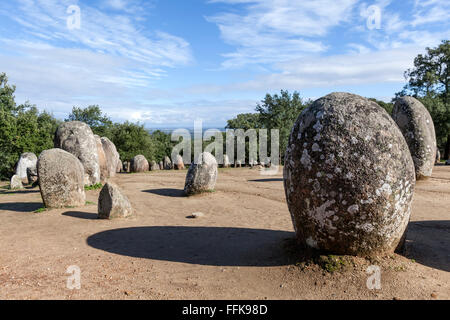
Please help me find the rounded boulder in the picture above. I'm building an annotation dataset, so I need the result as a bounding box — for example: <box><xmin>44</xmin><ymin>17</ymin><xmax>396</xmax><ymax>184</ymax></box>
<box><xmin>392</xmin><ymin>96</ymin><xmax>437</xmax><ymax>179</ymax></box>
<box><xmin>184</xmin><ymin>152</ymin><xmax>218</xmax><ymax>196</ymax></box>
<box><xmin>54</xmin><ymin>121</ymin><xmax>100</xmax><ymax>185</ymax></box>
<box><xmin>284</xmin><ymin>92</ymin><xmax>416</xmax><ymax>256</ymax></box>
<box><xmin>37</xmin><ymin>148</ymin><xmax>86</xmax><ymax>208</ymax></box>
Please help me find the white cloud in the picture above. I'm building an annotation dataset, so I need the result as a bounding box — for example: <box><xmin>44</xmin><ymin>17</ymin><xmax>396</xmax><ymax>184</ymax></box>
<box><xmin>207</xmin><ymin>0</ymin><xmax>358</xmax><ymax>67</ymax></box>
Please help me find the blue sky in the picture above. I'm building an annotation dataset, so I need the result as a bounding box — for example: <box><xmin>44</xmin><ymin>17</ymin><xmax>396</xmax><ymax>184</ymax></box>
<box><xmin>0</xmin><ymin>0</ymin><xmax>448</xmax><ymax>128</ymax></box>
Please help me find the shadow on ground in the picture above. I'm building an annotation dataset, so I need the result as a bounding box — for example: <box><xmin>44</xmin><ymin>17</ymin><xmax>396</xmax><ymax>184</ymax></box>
<box><xmin>404</xmin><ymin>220</ymin><xmax>450</xmax><ymax>272</ymax></box>
<box><xmin>62</xmin><ymin>211</ymin><xmax>98</xmax><ymax>220</ymax></box>
<box><xmin>0</xmin><ymin>202</ymin><xmax>43</xmax><ymax>212</ymax></box>
<box><xmin>142</xmin><ymin>188</ymin><xmax>186</xmax><ymax>198</ymax></box>
<box><xmin>248</xmin><ymin>178</ymin><xmax>283</xmax><ymax>182</ymax></box>
<box><xmin>87</xmin><ymin>226</ymin><xmax>293</xmax><ymax>267</ymax></box>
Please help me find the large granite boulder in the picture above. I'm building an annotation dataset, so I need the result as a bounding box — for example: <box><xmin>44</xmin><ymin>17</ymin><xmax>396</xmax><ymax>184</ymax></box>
<box><xmin>15</xmin><ymin>153</ymin><xmax>37</xmax><ymax>183</ymax></box>
<box><xmin>94</xmin><ymin>135</ymin><xmax>108</xmax><ymax>183</ymax></box>
<box><xmin>131</xmin><ymin>155</ymin><xmax>149</xmax><ymax>172</ymax></box>
<box><xmin>101</xmin><ymin>137</ymin><xmax>120</xmax><ymax>178</ymax></box>
<box><xmin>98</xmin><ymin>183</ymin><xmax>133</xmax><ymax>219</ymax></box>
<box><xmin>54</xmin><ymin>121</ymin><xmax>100</xmax><ymax>185</ymax></box>
<box><xmin>37</xmin><ymin>148</ymin><xmax>86</xmax><ymax>208</ymax></box>
<box><xmin>392</xmin><ymin>96</ymin><xmax>437</xmax><ymax>179</ymax></box>
<box><xmin>284</xmin><ymin>92</ymin><xmax>416</xmax><ymax>256</ymax></box>
<box><xmin>184</xmin><ymin>152</ymin><xmax>218</xmax><ymax>196</ymax></box>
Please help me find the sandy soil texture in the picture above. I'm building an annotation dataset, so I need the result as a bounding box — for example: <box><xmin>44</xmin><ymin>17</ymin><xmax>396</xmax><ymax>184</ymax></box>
<box><xmin>0</xmin><ymin>166</ymin><xmax>448</xmax><ymax>300</ymax></box>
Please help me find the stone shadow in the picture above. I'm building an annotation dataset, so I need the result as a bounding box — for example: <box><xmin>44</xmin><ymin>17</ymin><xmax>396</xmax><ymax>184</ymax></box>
<box><xmin>87</xmin><ymin>226</ymin><xmax>293</xmax><ymax>267</ymax></box>
<box><xmin>0</xmin><ymin>202</ymin><xmax>43</xmax><ymax>212</ymax></box>
<box><xmin>142</xmin><ymin>188</ymin><xmax>186</xmax><ymax>198</ymax></box>
<box><xmin>404</xmin><ymin>220</ymin><xmax>450</xmax><ymax>272</ymax></box>
<box><xmin>62</xmin><ymin>211</ymin><xmax>98</xmax><ymax>220</ymax></box>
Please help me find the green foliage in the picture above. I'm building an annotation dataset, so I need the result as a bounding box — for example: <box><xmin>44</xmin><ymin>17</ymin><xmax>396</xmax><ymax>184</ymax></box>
<box><xmin>67</xmin><ymin>105</ymin><xmax>113</xmax><ymax>137</ymax></box>
<box><xmin>226</xmin><ymin>113</ymin><xmax>262</xmax><ymax>131</ymax></box>
<box><xmin>0</xmin><ymin>73</ymin><xmax>61</xmax><ymax>180</ymax></box>
<box><xmin>84</xmin><ymin>183</ymin><xmax>103</xmax><ymax>191</ymax></box>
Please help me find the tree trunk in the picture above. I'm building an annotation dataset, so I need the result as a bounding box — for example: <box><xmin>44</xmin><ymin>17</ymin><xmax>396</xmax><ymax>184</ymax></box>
<box><xmin>445</xmin><ymin>134</ymin><xmax>450</xmax><ymax>160</ymax></box>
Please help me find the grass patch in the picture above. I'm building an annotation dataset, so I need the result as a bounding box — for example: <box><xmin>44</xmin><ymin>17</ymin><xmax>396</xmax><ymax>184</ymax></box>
<box><xmin>85</xmin><ymin>201</ymin><xmax>96</xmax><ymax>205</ymax></box>
<box><xmin>84</xmin><ymin>183</ymin><xmax>103</xmax><ymax>191</ymax></box>
<box><xmin>35</xmin><ymin>207</ymin><xmax>47</xmax><ymax>213</ymax></box>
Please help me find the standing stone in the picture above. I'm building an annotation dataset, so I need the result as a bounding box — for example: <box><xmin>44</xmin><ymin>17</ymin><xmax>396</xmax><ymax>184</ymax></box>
<box><xmin>10</xmin><ymin>175</ymin><xmax>23</xmax><ymax>190</ymax></box>
<box><xmin>164</xmin><ymin>156</ymin><xmax>173</xmax><ymax>170</ymax></box>
<box><xmin>15</xmin><ymin>153</ymin><xmax>37</xmax><ymax>183</ymax></box>
<box><xmin>101</xmin><ymin>137</ymin><xmax>120</xmax><ymax>178</ymax></box>
<box><xmin>392</xmin><ymin>96</ymin><xmax>437</xmax><ymax>180</ymax></box>
<box><xmin>26</xmin><ymin>166</ymin><xmax>38</xmax><ymax>185</ymax></box>
<box><xmin>184</xmin><ymin>152</ymin><xmax>218</xmax><ymax>196</ymax></box>
<box><xmin>37</xmin><ymin>149</ymin><xmax>86</xmax><ymax>208</ymax></box>
<box><xmin>98</xmin><ymin>183</ymin><xmax>133</xmax><ymax>219</ymax></box>
<box><xmin>284</xmin><ymin>92</ymin><xmax>415</xmax><ymax>256</ymax></box>
<box><xmin>235</xmin><ymin>160</ymin><xmax>242</xmax><ymax>168</ymax></box>
<box><xmin>173</xmin><ymin>155</ymin><xmax>185</xmax><ymax>170</ymax></box>
<box><xmin>159</xmin><ymin>161</ymin><xmax>164</xmax><ymax>170</ymax></box>
<box><xmin>94</xmin><ymin>135</ymin><xmax>108</xmax><ymax>183</ymax></box>
<box><xmin>54</xmin><ymin>121</ymin><xmax>100</xmax><ymax>185</ymax></box>
<box><xmin>131</xmin><ymin>155</ymin><xmax>149</xmax><ymax>172</ymax></box>
<box><xmin>116</xmin><ymin>160</ymin><xmax>123</xmax><ymax>173</ymax></box>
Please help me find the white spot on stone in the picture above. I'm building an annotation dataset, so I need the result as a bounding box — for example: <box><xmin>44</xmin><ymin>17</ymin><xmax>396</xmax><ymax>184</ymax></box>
<box><xmin>347</xmin><ymin>204</ymin><xmax>359</xmax><ymax>214</ymax></box>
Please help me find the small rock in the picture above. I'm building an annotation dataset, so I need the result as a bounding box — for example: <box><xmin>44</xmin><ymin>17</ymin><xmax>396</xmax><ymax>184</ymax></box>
<box><xmin>431</xmin><ymin>292</ymin><xmax>438</xmax><ymax>299</ymax></box>
<box><xmin>187</xmin><ymin>212</ymin><xmax>205</xmax><ymax>219</ymax></box>
<box><xmin>98</xmin><ymin>183</ymin><xmax>134</xmax><ymax>219</ymax></box>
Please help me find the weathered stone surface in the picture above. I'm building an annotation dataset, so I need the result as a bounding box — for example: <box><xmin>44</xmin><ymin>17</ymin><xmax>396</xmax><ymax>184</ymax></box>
<box><xmin>164</xmin><ymin>156</ymin><xmax>173</xmax><ymax>170</ymax></box>
<box><xmin>98</xmin><ymin>182</ymin><xmax>133</xmax><ymax>219</ymax></box>
<box><xmin>436</xmin><ymin>148</ymin><xmax>441</xmax><ymax>164</ymax></box>
<box><xmin>15</xmin><ymin>153</ymin><xmax>37</xmax><ymax>183</ymax></box>
<box><xmin>131</xmin><ymin>155</ymin><xmax>149</xmax><ymax>172</ymax></box>
<box><xmin>235</xmin><ymin>160</ymin><xmax>242</xmax><ymax>168</ymax></box>
<box><xmin>159</xmin><ymin>161</ymin><xmax>164</xmax><ymax>170</ymax></box>
<box><xmin>54</xmin><ymin>121</ymin><xmax>100</xmax><ymax>185</ymax></box>
<box><xmin>26</xmin><ymin>166</ymin><xmax>38</xmax><ymax>185</ymax></box>
<box><xmin>284</xmin><ymin>92</ymin><xmax>416</xmax><ymax>256</ymax></box>
<box><xmin>37</xmin><ymin>148</ymin><xmax>86</xmax><ymax>208</ymax></box>
<box><xmin>94</xmin><ymin>135</ymin><xmax>108</xmax><ymax>183</ymax></box>
<box><xmin>184</xmin><ymin>152</ymin><xmax>218</xmax><ymax>195</ymax></box>
<box><xmin>173</xmin><ymin>155</ymin><xmax>185</xmax><ymax>170</ymax></box>
<box><xmin>392</xmin><ymin>96</ymin><xmax>437</xmax><ymax>179</ymax></box>
<box><xmin>150</xmin><ymin>161</ymin><xmax>160</xmax><ymax>171</ymax></box>
<box><xmin>116</xmin><ymin>160</ymin><xmax>122</xmax><ymax>173</ymax></box>
<box><xmin>10</xmin><ymin>175</ymin><xmax>23</xmax><ymax>190</ymax></box>
<box><xmin>101</xmin><ymin>137</ymin><xmax>120</xmax><ymax>178</ymax></box>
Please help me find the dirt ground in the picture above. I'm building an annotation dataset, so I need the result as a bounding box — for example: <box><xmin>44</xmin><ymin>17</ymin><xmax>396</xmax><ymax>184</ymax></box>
<box><xmin>0</xmin><ymin>166</ymin><xmax>448</xmax><ymax>300</ymax></box>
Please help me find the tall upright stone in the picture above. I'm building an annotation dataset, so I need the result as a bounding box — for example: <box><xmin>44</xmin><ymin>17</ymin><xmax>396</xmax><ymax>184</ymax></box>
<box><xmin>392</xmin><ymin>96</ymin><xmax>437</xmax><ymax>179</ymax></box>
<box><xmin>15</xmin><ymin>153</ymin><xmax>37</xmax><ymax>183</ymax></box>
<box><xmin>101</xmin><ymin>137</ymin><xmax>120</xmax><ymax>178</ymax></box>
<box><xmin>37</xmin><ymin>149</ymin><xmax>86</xmax><ymax>208</ymax></box>
<box><xmin>54</xmin><ymin>121</ymin><xmax>100</xmax><ymax>185</ymax></box>
<box><xmin>284</xmin><ymin>92</ymin><xmax>415</xmax><ymax>256</ymax></box>
<box><xmin>184</xmin><ymin>152</ymin><xmax>218</xmax><ymax>196</ymax></box>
